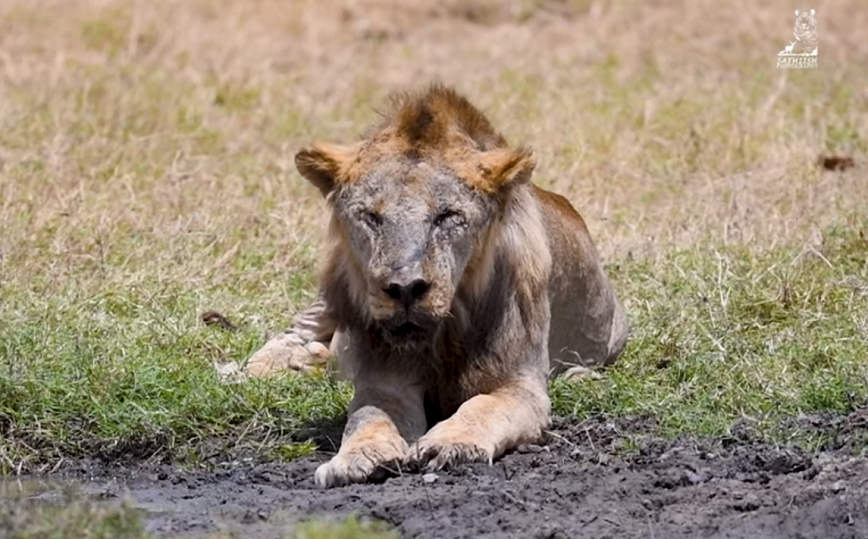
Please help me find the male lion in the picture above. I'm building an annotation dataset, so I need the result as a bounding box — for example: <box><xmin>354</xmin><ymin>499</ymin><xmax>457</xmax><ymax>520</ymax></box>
<box><xmin>247</xmin><ymin>85</ymin><xmax>628</xmax><ymax>487</ymax></box>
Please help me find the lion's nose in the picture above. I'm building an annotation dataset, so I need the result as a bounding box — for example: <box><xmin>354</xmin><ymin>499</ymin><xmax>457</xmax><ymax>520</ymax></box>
<box><xmin>383</xmin><ymin>278</ymin><xmax>430</xmax><ymax>308</ymax></box>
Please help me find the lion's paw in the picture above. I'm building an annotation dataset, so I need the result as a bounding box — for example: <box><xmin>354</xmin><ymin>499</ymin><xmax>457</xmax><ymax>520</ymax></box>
<box><xmin>245</xmin><ymin>332</ymin><xmax>330</xmax><ymax>378</ymax></box>
<box><xmin>315</xmin><ymin>441</ymin><xmax>406</xmax><ymax>488</ymax></box>
<box><xmin>405</xmin><ymin>428</ymin><xmax>493</xmax><ymax>472</ymax></box>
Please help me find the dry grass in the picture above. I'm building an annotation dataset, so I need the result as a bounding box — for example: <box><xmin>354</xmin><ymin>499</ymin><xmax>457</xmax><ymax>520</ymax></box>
<box><xmin>2</xmin><ymin>0</ymin><xmax>866</xmax><ymax>287</ymax></box>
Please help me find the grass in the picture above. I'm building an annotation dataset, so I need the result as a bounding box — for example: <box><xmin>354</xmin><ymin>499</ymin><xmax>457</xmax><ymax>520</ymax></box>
<box><xmin>0</xmin><ymin>489</ymin><xmax>146</xmax><ymax>539</ymax></box>
<box><xmin>2</xmin><ymin>227</ymin><xmax>866</xmax><ymax>473</ymax></box>
<box><xmin>1</xmin><ymin>0</ymin><xmax>867</xmax><ymax>536</ymax></box>
<box><xmin>552</xmin><ymin>226</ymin><xmax>868</xmax><ymax>437</ymax></box>
<box><xmin>0</xmin><ymin>485</ymin><xmax>397</xmax><ymax>539</ymax></box>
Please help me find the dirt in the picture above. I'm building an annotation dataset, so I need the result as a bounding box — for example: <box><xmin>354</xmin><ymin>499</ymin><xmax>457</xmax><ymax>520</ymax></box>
<box><xmin>30</xmin><ymin>412</ymin><xmax>868</xmax><ymax>539</ymax></box>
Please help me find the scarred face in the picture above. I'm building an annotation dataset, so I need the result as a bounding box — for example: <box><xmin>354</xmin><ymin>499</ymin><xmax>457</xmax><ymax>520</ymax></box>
<box><xmin>333</xmin><ymin>156</ymin><xmax>498</xmax><ymax>342</ymax></box>
<box><xmin>294</xmin><ymin>88</ymin><xmax>535</xmax><ymax>347</ymax></box>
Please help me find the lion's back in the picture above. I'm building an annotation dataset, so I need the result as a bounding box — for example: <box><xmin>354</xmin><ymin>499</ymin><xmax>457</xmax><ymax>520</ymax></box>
<box><xmin>533</xmin><ymin>186</ymin><xmax>628</xmax><ymax>376</ymax></box>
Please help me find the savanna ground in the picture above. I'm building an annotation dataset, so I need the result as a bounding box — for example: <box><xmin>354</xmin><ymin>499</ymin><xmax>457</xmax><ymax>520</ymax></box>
<box><xmin>1</xmin><ymin>0</ymin><xmax>867</xmax><ymax>537</ymax></box>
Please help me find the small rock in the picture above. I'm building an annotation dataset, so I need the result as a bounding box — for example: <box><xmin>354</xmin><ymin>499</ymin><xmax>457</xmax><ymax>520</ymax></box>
<box><xmin>684</xmin><ymin>470</ymin><xmax>703</xmax><ymax>485</ymax></box>
<box><xmin>422</xmin><ymin>473</ymin><xmax>439</xmax><ymax>484</ymax></box>
<box><xmin>818</xmin><ymin>154</ymin><xmax>855</xmax><ymax>171</ymax></box>
<box><xmin>214</xmin><ymin>361</ymin><xmax>247</xmax><ymax>383</ymax></box>
<box><xmin>733</xmin><ymin>493</ymin><xmax>760</xmax><ymax>512</ymax></box>
<box><xmin>562</xmin><ymin>365</ymin><xmax>603</xmax><ymax>381</ymax></box>
<box><xmin>201</xmin><ymin>311</ymin><xmax>239</xmax><ymax>331</ymax></box>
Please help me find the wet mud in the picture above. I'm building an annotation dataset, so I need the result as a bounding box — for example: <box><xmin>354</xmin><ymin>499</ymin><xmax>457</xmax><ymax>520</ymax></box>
<box><xmin>20</xmin><ymin>411</ymin><xmax>868</xmax><ymax>539</ymax></box>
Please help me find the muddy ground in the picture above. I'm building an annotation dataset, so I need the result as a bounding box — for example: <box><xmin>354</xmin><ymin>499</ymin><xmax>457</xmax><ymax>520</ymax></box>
<box><xmin>33</xmin><ymin>411</ymin><xmax>868</xmax><ymax>539</ymax></box>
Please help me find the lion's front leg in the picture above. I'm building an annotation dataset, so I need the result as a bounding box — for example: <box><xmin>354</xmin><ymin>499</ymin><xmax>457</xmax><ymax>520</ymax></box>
<box><xmin>315</xmin><ymin>377</ymin><xmax>426</xmax><ymax>487</ymax></box>
<box><xmin>406</xmin><ymin>378</ymin><xmax>550</xmax><ymax>471</ymax></box>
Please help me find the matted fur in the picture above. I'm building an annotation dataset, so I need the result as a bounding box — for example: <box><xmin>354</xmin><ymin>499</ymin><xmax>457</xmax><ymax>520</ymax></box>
<box><xmin>297</xmin><ymin>84</ymin><xmax>536</xmax><ymax>197</ymax></box>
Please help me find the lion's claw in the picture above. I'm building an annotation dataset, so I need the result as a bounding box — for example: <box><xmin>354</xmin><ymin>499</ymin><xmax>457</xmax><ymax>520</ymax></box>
<box><xmin>315</xmin><ymin>455</ymin><xmax>399</xmax><ymax>488</ymax></box>
<box><xmin>405</xmin><ymin>440</ymin><xmax>491</xmax><ymax>472</ymax></box>
<box><xmin>315</xmin><ymin>441</ymin><xmax>406</xmax><ymax>488</ymax></box>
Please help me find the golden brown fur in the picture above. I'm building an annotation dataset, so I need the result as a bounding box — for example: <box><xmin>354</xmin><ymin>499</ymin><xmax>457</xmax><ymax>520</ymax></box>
<box><xmin>244</xmin><ymin>85</ymin><xmax>628</xmax><ymax>487</ymax></box>
<box><xmin>297</xmin><ymin>86</ymin><xmax>535</xmax><ymax>196</ymax></box>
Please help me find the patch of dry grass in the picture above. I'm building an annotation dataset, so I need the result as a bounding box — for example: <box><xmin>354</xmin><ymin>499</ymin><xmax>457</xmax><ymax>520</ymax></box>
<box><xmin>2</xmin><ymin>0</ymin><xmax>866</xmax><ymax>290</ymax></box>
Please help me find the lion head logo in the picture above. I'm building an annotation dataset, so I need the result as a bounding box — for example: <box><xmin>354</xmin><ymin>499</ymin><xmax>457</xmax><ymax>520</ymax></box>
<box><xmin>793</xmin><ymin>9</ymin><xmax>818</xmax><ymax>55</ymax></box>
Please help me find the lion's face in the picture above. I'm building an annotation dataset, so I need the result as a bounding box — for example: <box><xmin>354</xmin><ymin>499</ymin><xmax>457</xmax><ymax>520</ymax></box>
<box><xmin>795</xmin><ymin>9</ymin><xmax>816</xmax><ymax>34</ymax></box>
<box><xmin>333</xmin><ymin>157</ymin><xmax>497</xmax><ymax>342</ymax></box>
<box><xmin>295</xmin><ymin>86</ymin><xmax>535</xmax><ymax>346</ymax></box>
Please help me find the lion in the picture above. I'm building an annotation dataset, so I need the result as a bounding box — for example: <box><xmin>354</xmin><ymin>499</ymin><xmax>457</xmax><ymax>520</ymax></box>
<box><xmin>794</xmin><ymin>9</ymin><xmax>818</xmax><ymax>55</ymax></box>
<box><xmin>246</xmin><ymin>85</ymin><xmax>628</xmax><ymax>487</ymax></box>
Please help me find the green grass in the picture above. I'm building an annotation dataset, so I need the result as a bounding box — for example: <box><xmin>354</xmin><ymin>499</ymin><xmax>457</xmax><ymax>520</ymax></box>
<box><xmin>0</xmin><ymin>488</ymin><xmax>396</xmax><ymax>539</ymax></box>
<box><xmin>0</xmin><ymin>271</ymin><xmax>351</xmax><ymax>471</ymax></box>
<box><xmin>2</xmin><ymin>226</ymin><xmax>866</xmax><ymax>472</ymax></box>
<box><xmin>0</xmin><ymin>491</ymin><xmax>146</xmax><ymax>539</ymax></box>
<box><xmin>552</xmin><ymin>226</ymin><xmax>868</xmax><ymax>438</ymax></box>
<box><xmin>0</xmin><ymin>281</ymin><xmax>352</xmax><ymax>471</ymax></box>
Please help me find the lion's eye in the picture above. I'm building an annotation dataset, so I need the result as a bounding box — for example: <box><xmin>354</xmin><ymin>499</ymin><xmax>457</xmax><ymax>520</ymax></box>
<box><xmin>361</xmin><ymin>211</ymin><xmax>382</xmax><ymax>229</ymax></box>
<box><xmin>433</xmin><ymin>210</ymin><xmax>463</xmax><ymax>229</ymax></box>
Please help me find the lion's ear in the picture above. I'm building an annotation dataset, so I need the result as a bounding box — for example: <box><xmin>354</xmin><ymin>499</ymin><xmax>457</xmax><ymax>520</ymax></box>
<box><xmin>479</xmin><ymin>147</ymin><xmax>536</xmax><ymax>194</ymax></box>
<box><xmin>795</xmin><ymin>9</ymin><xmax>799</xmax><ymax>15</ymax></box>
<box><xmin>295</xmin><ymin>144</ymin><xmax>357</xmax><ymax>197</ymax></box>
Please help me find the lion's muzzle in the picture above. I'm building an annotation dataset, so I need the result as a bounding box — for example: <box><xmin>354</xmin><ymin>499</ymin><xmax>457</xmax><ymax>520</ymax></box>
<box><xmin>383</xmin><ymin>277</ymin><xmax>430</xmax><ymax>310</ymax></box>
<box><xmin>379</xmin><ymin>253</ymin><xmax>431</xmax><ymax>310</ymax></box>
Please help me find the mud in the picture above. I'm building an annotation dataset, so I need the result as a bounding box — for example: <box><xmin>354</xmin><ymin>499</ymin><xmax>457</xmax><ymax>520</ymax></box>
<box><xmin>36</xmin><ymin>412</ymin><xmax>868</xmax><ymax>538</ymax></box>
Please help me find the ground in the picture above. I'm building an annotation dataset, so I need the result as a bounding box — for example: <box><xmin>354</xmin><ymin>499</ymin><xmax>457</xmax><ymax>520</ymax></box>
<box><xmin>5</xmin><ymin>412</ymin><xmax>868</xmax><ymax>538</ymax></box>
<box><xmin>1</xmin><ymin>0</ymin><xmax>867</xmax><ymax>538</ymax></box>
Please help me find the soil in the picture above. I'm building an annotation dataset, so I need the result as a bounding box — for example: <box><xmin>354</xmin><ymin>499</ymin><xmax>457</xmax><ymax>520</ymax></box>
<box><xmin>38</xmin><ymin>411</ymin><xmax>868</xmax><ymax>538</ymax></box>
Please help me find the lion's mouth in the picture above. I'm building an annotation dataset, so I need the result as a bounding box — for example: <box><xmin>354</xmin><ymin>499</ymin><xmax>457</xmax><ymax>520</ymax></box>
<box><xmin>392</xmin><ymin>322</ymin><xmax>426</xmax><ymax>337</ymax></box>
<box><xmin>379</xmin><ymin>315</ymin><xmax>438</xmax><ymax>343</ymax></box>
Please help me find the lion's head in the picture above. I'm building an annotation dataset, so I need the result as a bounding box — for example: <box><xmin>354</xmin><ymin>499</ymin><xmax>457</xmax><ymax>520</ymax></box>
<box><xmin>296</xmin><ymin>85</ymin><xmax>536</xmax><ymax>346</ymax></box>
<box><xmin>794</xmin><ymin>9</ymin><xmax>817</xmax><ymax>36</ymax></box>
